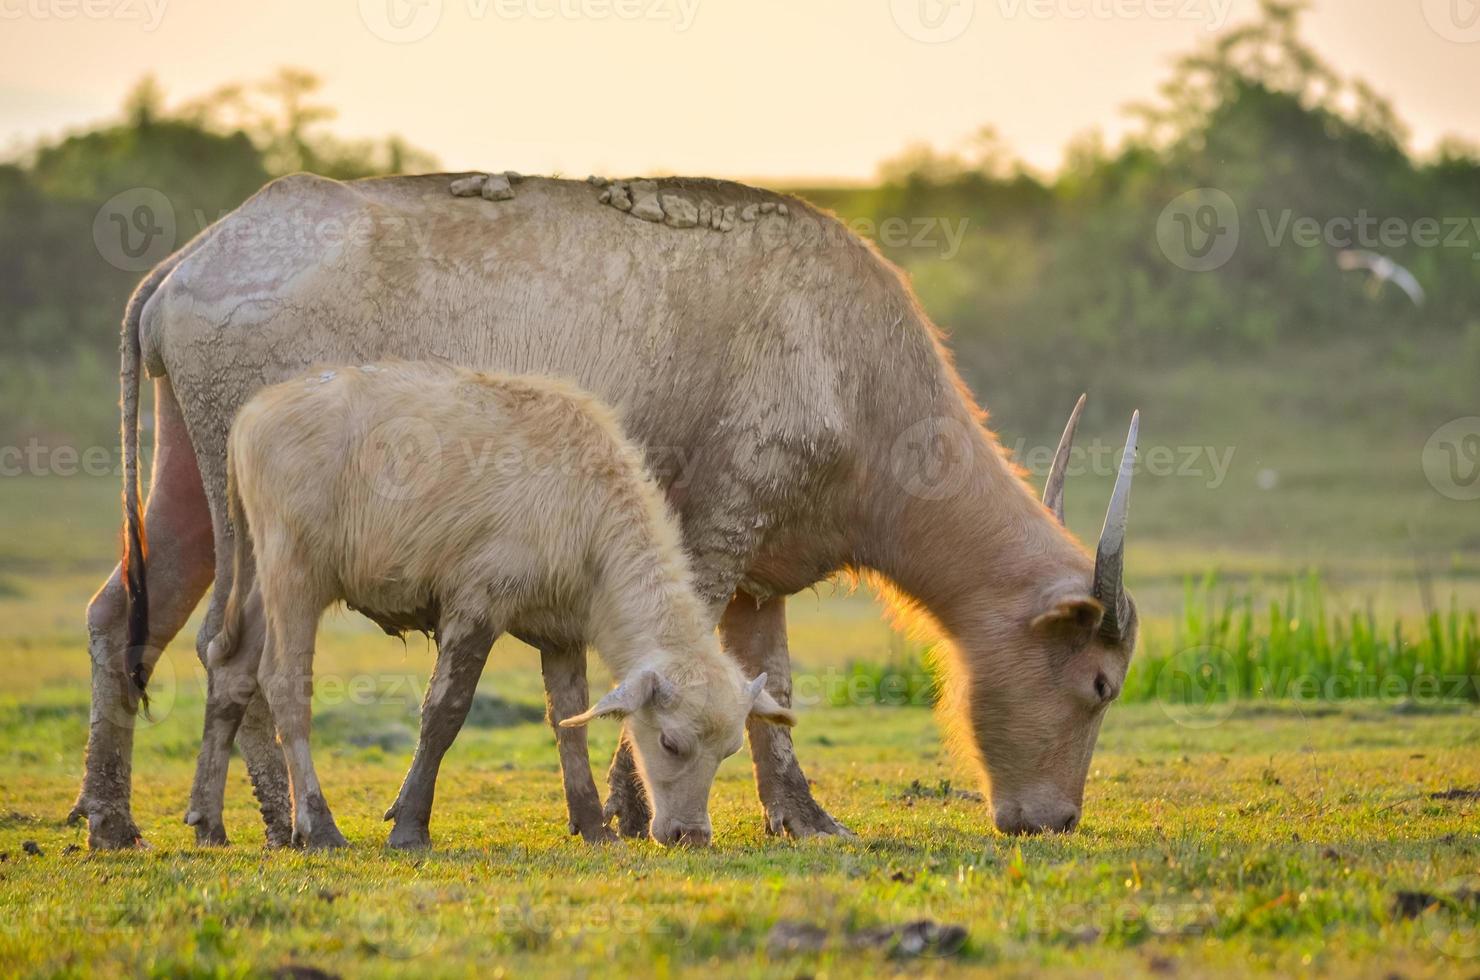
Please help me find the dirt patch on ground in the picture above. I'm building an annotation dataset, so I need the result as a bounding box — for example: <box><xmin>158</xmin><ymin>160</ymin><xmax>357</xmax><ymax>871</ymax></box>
<box><xmin>1429</xmin><ymin>786</ymin><xmax>1480</xmax><ymax>801</ymax></box>
<box><xmin>1391</xmin><ymin>886</ymin><xmax>1480</xmax><ymax>920</ymax></box>
<box><xmin>0</xmin><ymin>811</ymin><xmax>43</xmax><ymax>829</ymax></box>
<box><xmin>896</xmin><ymin>779</ymin><xmax>984</xmax><ymax>805</ymax></box>
<box><xmin>273</xmin><ymin>966</ymin><xmax>340</xmax><ymax>980</ymax></box>
<box><xmin>767</xmin><ymin>918</ymin><xmax>967</xmax><ymax>959</ymax></box>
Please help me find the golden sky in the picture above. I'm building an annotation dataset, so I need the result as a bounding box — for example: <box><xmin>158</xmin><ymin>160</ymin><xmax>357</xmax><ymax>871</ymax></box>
<box><xmin>2</xmin><ymin>0</ymin><xmax>1477</xmax><ymax>179</ymax></box>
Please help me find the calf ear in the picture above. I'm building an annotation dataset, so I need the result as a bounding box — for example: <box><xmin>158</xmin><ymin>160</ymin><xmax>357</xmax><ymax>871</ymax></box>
<box><xmin>559</xmin><ymin>669</ymin><xmax>667</xmax><ymax>727</ymax></box>
<box><xmin>1030</xmin><ymin>597</ymin><xmax>1104</xmax><ymax>637</ymax></box>
<box><xmin>747</xmin><ymin>673</ymin><xmax>797</xmax><ymax>728</ymax></box>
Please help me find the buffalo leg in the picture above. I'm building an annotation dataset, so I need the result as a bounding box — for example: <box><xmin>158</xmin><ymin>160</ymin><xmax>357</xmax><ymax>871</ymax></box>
<box><xmin>384</xmin><ymin>616</ymin><xmax>497</xmax><ymax>850</ymax></box>
<box><xmin>71</xmin><ymin>379</ymin><xmax>215</xmax><ymax>849</ymax></box>
<box><xmin>540</xmin><ymin>643</ymin><xmax>615</xmax><ymax>843</ymax></box>
<box><xmin>604</xmin><ymin>736</ymin><xmax>653</xmax><ymax>838</ymax></box>
<box><xmin>723</xmin><ymin>594</ymin><xmax>851</xmax><ymax>838</ymax></box>
<box><xmin>235</xmin><ymin>689</ymin><xmax>294</xmax><ymax>847</ymax></box>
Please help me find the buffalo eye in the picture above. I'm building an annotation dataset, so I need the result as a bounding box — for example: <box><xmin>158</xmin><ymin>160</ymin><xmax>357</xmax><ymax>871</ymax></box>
<box><xmin>659</xmin><ymin>732</ymin><xmax>683</xmax><ymax>756</ymax></box>
<box><xmin>1094</xmin><ymin>673</ymin><xmax>1112</xmax><ymax>703</ymax></box>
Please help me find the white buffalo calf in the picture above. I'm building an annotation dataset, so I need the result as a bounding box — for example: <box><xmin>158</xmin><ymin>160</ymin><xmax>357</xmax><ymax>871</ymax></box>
<box><xmin>187</xmin><ymin>361</ymin><xmax>794</xmax><ymax>849</ymax></box>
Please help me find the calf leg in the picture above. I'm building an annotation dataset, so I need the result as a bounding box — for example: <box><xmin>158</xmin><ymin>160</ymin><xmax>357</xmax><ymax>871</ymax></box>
<box><xmin>540</xmin><ymin>644</ymin><xmax>614</xmax><ymax>843</ymax></box>
<box><xmin>723</xmin><ymin>594</ymin><xmax>851</xmax><ymax>838</ymax></box>
<box><xmin>196</xmin><ymin>527</ymin><xmax>292</xmax><ymax>846</ymax></box>
<box><xmin>71</xmin><ymin>379</ymin><xmax>215</xmax><ymax>849</ymax></box>
<box><xmin>385</xmin><ymin>616</ymin><xmax>497</xmax><ymax>850</ymax></box>
<box><xmin>188</xmin><ymin>597</ymin><xmax>293</xmax><ymax>847</ymax></box>
<box><xmin>185</xmin><ymin>588</ymin><xmax>267</xmax><ymax>845</ymax></box>
<box><xmin>256</xmin><ymin>592</ymin><xmax>345</xmax><ymax>849</ymax></box>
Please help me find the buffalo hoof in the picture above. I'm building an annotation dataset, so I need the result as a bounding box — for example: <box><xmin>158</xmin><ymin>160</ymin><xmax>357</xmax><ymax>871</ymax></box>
<box><xmin>764</xmin><ymin>798</ymin><xmax>853</xmax><ymax>839</ymax></box>
<box><xmin>184</xmin><ymin>810</ymin><xmax>228</xmax><ymax>847</ymax></box>
<box><xmin>262</xmin><ymin>813</ymin><xmax>294</xmax><ymax>849</ymax></box>
<box><xmin>254</xmin><ymin>790</ymin><xmax>294</xmax><ymax>849</ymax></box>
<box><xmin>386</xmin><ymin>822</ymin><xmax>432</xmax><ymax>851</ymax></box>
<box><xmin>603</xmin><ymin>796</ymin><xmax>651</xmax><ymax>840</ymax></box>
<box><xmin>69</xmin><ymin>801</ymin><xmax>144</xmax><ymax>850</ymax></box>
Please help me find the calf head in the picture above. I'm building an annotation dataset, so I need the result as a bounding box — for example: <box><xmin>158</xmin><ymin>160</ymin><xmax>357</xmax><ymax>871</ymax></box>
<box><xmin>562</xmin><ymin>657</ymin><xmax>794</xmax><ymax>845</ymax></box>
<box><xmin>965</xmin><ymin>401</ymin><xmax>1141</xmax><ymax>835</ymax></box>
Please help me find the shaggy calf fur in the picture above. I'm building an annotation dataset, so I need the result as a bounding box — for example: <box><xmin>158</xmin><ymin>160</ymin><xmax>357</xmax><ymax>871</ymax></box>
<box><xmin>186</xmin><ymin>361</ymin><xmax>793</xmax><ymax>849</ymax></box>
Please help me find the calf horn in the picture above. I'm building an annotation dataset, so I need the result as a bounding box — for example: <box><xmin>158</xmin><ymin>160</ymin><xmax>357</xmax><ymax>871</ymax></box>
<box><xmin>1042</xmin><ymin>393</ymin><xmax>1087</xmax><ymax>524</ymax></box>
<box><xmin>1092</xmin><ymin>410</ymin><xmax>1139</xmax><ymax>643</ymax></box>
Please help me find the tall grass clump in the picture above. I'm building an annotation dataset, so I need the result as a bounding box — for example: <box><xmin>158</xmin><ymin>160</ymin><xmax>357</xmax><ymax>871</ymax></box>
<box><xmin>1123</xmin><ymin>572</ymin><xmax>1480</xmax><ymax>706</ymax></box>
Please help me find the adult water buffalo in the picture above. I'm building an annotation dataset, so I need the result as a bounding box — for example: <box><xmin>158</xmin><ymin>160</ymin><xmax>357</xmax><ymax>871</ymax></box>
<box><xmin>73</xmin><ymin>172</ymin><xmax>1138</xmax><ymax>849</ymax></box>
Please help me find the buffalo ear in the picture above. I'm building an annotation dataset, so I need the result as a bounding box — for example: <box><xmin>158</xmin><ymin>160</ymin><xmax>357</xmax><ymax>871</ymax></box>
<box><xmin>559</xmin><ymin>669</ymin><xmax>671</xmax><ymax>727</ymax></box>
<box><xmin>1030</xmin><ymin>597</ymin><xmax>1104</xmax><ymax>637</ymax></box>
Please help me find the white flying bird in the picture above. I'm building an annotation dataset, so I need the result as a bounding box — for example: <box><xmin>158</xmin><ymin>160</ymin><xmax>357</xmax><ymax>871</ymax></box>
<box><xmin>1337</xmin><ymin>249</ymin><xmax>1426</xmax><ymax>307</ymax></box>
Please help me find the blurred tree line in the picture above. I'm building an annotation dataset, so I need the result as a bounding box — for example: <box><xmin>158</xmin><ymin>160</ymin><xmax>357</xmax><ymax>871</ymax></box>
<box><xmin>2</xmin><ymin>67</ymin><xmax>432</xmax><ymax>363</ymax></box>
<box><xmin>2</xmin><ymin>1</ymin><xmax>1477</xmax><ymax>449</ymax></box>
<box><xmin>0</xmin><ymin>68</ymin><xmax>435</xmax><ymax>443</ymax></box>
<box><xmin>801</xmin><ymin>0</ymin><xmax>1480</xmax><ymax>431</ymax></box>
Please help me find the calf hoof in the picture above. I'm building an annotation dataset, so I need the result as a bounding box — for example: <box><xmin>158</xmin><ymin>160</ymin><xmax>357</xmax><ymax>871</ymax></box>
<box><xmin>386</xmin><ymin>822</ymin><xmax>432</xmax><ymax>851</ymax></box>
<box><xmin>293</xmin><ymin>795</ymin><xmax>349</xmax><ymax>849</ymax></box>
<box><xmin>763</xmin><ymin>798</ymin><xmax>853</xmax><ymax>839</ymax></box>
<box><xmin>184</xmin><ymin>810</ymin><xmax>229</xmax><ymax>847</ymax></box>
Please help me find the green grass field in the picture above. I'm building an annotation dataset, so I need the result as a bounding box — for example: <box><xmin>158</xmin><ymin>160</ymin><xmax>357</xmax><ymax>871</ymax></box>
<box><xmin>1</xmin><ymin>466</ymin><xmax>1478</xmax><ymax>978</ymax></box>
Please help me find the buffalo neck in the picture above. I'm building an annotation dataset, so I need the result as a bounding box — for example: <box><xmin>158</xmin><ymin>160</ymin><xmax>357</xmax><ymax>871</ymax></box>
<box><xmin>855</xmin><ymin>406</ymin><xmax>1092</xmax><ymax>651</ymax></box>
